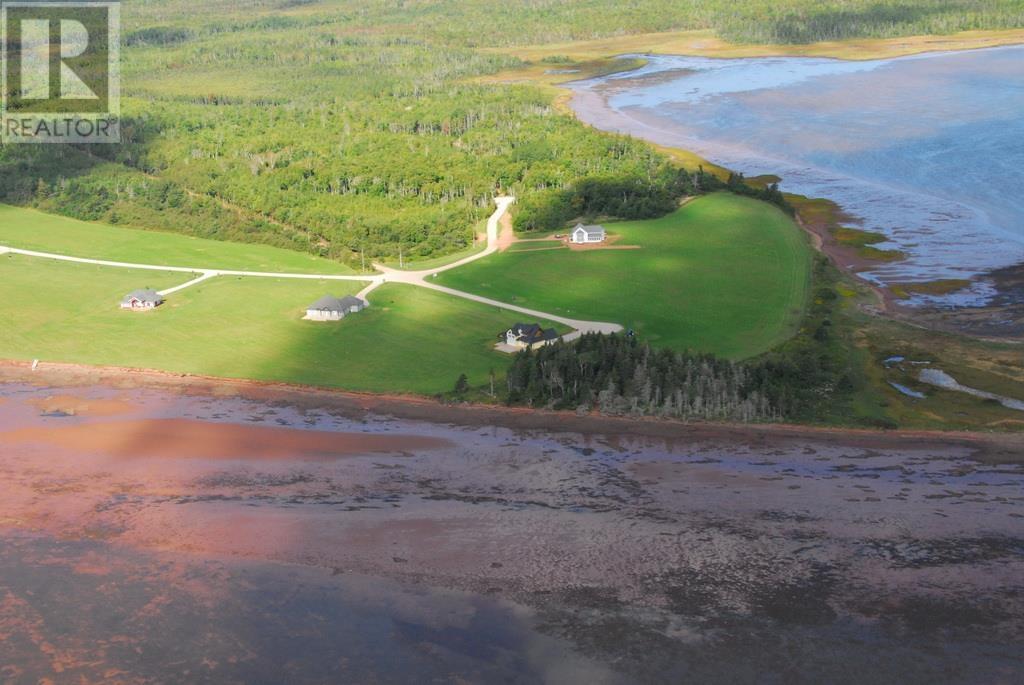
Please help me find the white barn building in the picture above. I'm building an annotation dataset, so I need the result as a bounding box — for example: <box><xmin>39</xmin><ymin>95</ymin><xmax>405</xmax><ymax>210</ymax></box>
<box><xmin>570</xmin><ymin>223</ymin><xmax>606</xmax><ymax>244</ymax></box>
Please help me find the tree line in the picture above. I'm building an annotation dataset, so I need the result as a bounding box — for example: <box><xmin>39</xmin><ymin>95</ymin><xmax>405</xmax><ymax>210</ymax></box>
<box><xmin>498</xmin><ymin>257</ymin><xmax>860</xmax><ymax>425</ymax></box>
<box><xmin>505</xmin><ymin>334</ymin><xmax>782</xmax><ymax>422</ymax></box>
<box><xmin>513</xmin><ymin>166</ymin><xmax>793</xmax><ymax>233</ymax></box>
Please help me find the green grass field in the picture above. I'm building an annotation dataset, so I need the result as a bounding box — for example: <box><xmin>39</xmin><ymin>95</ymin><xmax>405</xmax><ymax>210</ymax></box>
<box><xmin>0</xmin><ymin>204</ymin><xmax>355</xmax><ymax>274</ymax></box>
<box><xmin>0</xmin><ymin>254</ymin><xmax>562</xmax><ymax>394</ymax></box>
<box><xmin>438</xmin><ymin>193</ymin><xmax>812</xmax><ymax>359</ymax></box>
<box><xmin>0</xmin><ymin>193</ymin><xmax>809</xmax><ymax>393</ymax></box>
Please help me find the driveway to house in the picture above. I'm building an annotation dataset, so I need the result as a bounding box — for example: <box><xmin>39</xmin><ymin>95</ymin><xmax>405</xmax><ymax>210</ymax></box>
<box><xmin>370</xmin><ymin>197</ymin><xmax>622</xmax><ymax>337</ymax></box>
<box><xmin>1</xmin><ymin>198</ymin><xmax>623</xmax><ymax>340</ymax></box>
<box><xmin>416</xmin><ymin>280</ymin><xmax>622</xmax><ymax>338</ymax></box>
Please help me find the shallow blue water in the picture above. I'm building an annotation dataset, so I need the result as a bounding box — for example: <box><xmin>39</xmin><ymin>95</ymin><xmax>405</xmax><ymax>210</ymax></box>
<box><xmin>574</xmin><ymin>46</ymin><xmax>1024</xmax><ymax>305</ymax></box>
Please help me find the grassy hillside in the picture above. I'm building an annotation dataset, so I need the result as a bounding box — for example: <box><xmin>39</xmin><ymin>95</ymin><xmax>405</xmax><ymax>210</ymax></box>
<box><xmin>0</xmin><ymin>205</ymin><xmax>355</xmax><ymax>274</ymax></box>
<box><xmin>0</xmin><ymin>255</ymin><xmax>562</xmax><ymax>394</ymax></box>
<box><xmin>2</xmin><ymin>1</ymin><xmax>1020</xmax><ymax>266</ymax></box>
<box><xmin>1</xmin><ymin>0</ymin><xmax>1020</xmax><ymax>422</ymax></box>
<box><xmin>438</xmin><ymin>194</ymin><xmax>811</xmax><ymax>359</ymax></box>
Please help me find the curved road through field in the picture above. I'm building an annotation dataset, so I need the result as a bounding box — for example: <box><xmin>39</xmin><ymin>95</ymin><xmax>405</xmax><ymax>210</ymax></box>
<box><xmin>0</xmin><ymin>198</ymin><xmax>622</xmax><ymax>341</ymax></box>
<box><xmin>366</xmin><ymin>197</ymin><xmax>622</xmax><ymax>338</ymax></box>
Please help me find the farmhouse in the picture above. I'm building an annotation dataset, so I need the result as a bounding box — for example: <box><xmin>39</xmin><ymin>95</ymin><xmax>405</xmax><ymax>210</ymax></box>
<box><xmin>304</xmin><ymin>295</ymin><xmax>367</xmax><ymax>321</ymax></box>
<box><xmin>120</xmin><ymin>289</ymin><xmax>164</xmax><ymax>310</ymax></box>
<box><xmin>570</xmin><ymin>223</ymin><xmax>606</xmax><ymax>244</ymax></box>
<box><xmin>502</xmin><ymin>323</ymin><xmax>560</xmax><ymax>350</ymax></box>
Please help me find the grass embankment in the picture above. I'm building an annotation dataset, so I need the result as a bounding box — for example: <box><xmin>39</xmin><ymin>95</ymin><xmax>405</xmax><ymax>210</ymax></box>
<box><xmin>0</xmin><ymin>204</ymin><xmax>356</xmax><ymax>274</ymax></box>
<box><xmin>0</xmin><ymin>255</ymin><xmax>564</xmax><ymax>394</ymax></box>
<box><xmin>438</xmin><ymin>193</ymin><xmax>812</xmax><ymax>359</ymax></box>
<box><xmin>786</xmin><ymin>195</ymin><xmax>906</xmax><ymax>263</ymax></box>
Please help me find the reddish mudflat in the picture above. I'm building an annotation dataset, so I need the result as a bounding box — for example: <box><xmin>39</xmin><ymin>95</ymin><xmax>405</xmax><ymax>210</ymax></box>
<box><xmin>29</xmin><ymin>393</ymin><xmax>136</xmax><ymax>417</ymax></box>
<box><xmin>0</xmin><ymin>418</ymin><xmax>453</xmax><ymax>461</ymax></box>
<box><xmin>1</xmin><ymin>379</ymin><xmax>1023</xmax><ymax>683</ymax></box>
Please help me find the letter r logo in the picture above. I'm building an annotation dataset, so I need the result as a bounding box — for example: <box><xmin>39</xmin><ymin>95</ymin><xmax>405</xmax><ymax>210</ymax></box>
<box><xmin>59</xmin><ymin>19</ymin><xmax>97</xmax><ymax>98</ymax></box>
<box><xmin>19</xmin><ymin>18</ymin><xmax>98</xmax><ymax>100</ymax></box>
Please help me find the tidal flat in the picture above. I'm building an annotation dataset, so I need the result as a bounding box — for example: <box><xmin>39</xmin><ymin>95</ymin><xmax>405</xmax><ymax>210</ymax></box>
<box><xmin>571</xmin><ymin>45</ymin><xmax>1024</xmax><ymax>313</ymax></box>
<box><xmin>1</xmin><ymin>380</ymin><xmax>1022</xmax><ymax>683</ymax></box>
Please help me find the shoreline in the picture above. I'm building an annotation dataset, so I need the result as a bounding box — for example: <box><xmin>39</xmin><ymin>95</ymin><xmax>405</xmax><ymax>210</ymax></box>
<box><xmin>565</xmin><ymin>66</ymin><xmax>1024</xmax><ymax>340</ymax></box>
<box><xmin>5</xmin><ymin>365</ymin><xmax>1023</xmax><ymax>681</ymax></box>
<box><xmin>3</xmin><ymin>359</ymin><xmax>1022</xmax><ymax>462</ymax></box>
<box><xmin>568</xmin><ymin>87</ymin><xmax>897</xmax><ymax>304</ymax></box>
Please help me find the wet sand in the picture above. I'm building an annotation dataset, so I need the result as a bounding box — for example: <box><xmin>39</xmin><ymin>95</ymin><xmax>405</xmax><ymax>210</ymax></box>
<box><xmin>28</xmin><ymin>394</ymin><xmax>141</xmax><ymax>417</ymax></box>
<box><xmin>3</xmin><ymin>360</ymin><xmax>1022</xmax><ymax>463</ymax></box>
<box><xmin>1</xmin><ymin>377</ymin><xmax>1023</xmax><ymax>683</ymax></box>
<box><xmin>1</xmin><ymin>418</ymin><xmax>453</xmax><ymax>461</ymax></box>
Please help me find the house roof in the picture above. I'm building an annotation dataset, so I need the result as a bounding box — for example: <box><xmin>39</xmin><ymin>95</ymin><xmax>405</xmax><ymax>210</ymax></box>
<box><xmin>508</xmin><ymin>323</ymin><xmax>560</xmax><ymax>343</ymax></box>
<box><xmin>573</xmin><ymin>223</ymin><xmax>606</xmax><ymax>237</ymax></box>
<box><xmin>510</xmin><ymin>322</ymin><xmax>539</xmax><ymax>336</ymax></box>
<box><xmin>121</xmin><ymin>289</ymin><xmax>163</xmax><ymax>304</ymax></box>
<box><xmin>308</xmin><ymin>295</ymin><xmax>365</xmax><ymax>312</ymax></box>
<box><xmin>337</xmin><ymin>295</ymin><xmax>366</xmax><ymax>309</ymax></box>
<box><xmin>308</xmin><ymin>295</ymin><xmax>345</xmax><ymax>312</ymax></box>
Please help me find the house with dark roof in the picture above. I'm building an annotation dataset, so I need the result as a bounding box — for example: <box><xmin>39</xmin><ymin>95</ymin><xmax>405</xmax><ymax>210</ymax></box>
<box><xmin>304</xmin><ymin>295</ymin><xmax>367</xmax><ymax>321</ymax></box>
<box><xmin>120</xmin><ymin>289</ymin><xmax>164</xmax><ymax>310</ymax></box>
<box><xmin>570</xmin><ymin>223</ymin><xmax>606</xmax><ymax>244</ymax></box>
<box><xmin>502</xmin><ymin>323</ymin><xmax>560</xmax><ymax>350</ymax></box>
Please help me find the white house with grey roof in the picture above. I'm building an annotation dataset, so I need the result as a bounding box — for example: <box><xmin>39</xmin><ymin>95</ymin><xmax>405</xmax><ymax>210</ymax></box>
<box><xmin>570</xmin><ymin>223</ymin><xmax>606</xmax><ymax>244</ymax></box>
<box><xmin>120</xmin><ymin>289</ymin><xmax>164</xmax><ymax>310</ymax></box>
<box><xmin>304</xmin><ymin>295</ymin><xmax>367</xmax><ymax>321</ymax></box>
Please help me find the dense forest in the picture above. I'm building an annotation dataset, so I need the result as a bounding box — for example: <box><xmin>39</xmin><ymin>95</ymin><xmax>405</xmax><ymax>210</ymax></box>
<box><xmin>1</xmin><ymin>1</ymin><xmax>1019</xmax><ymax>264</ymax></box>
<box><xmin>505</xmin><ymin>334</ymin><xmax>783</xmax><ymax>422</ymax></box>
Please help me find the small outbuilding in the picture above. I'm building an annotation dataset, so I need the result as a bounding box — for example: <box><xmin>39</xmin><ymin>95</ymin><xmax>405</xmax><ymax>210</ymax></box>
<box><xmin>570</xmin><ymin>223</ymin><xmax>606</xmax><ymax>244</ymax></box>
<box><xmin>304</xmin><ymin>295</ymin><xmax>367</xmax><ymax>321</ymax></box>
<box><xmin>501</xmin><ymin>323</ymin><xmax>560</xmax><ymax>350</ymax></box>
<box><xmin>120</xmin><ymin>289</ymin><xmax>164</xmax><ymax>310</ymax></box>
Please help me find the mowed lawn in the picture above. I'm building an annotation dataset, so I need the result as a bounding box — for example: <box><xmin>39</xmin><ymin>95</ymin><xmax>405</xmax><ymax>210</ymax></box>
<box><xmin>0</xmin><ymin>255</ymin><xmax>559</xmax><ymax>394</ymax></box>
<box><xmin>0</xmin><ymin>204</ymin><xmax>355</xmax><ymax>274</ymax></box>
<box><xmin>438</xmin><ymin>193</ymin><xmax>812</xmax><ymax>359</ymax></box>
